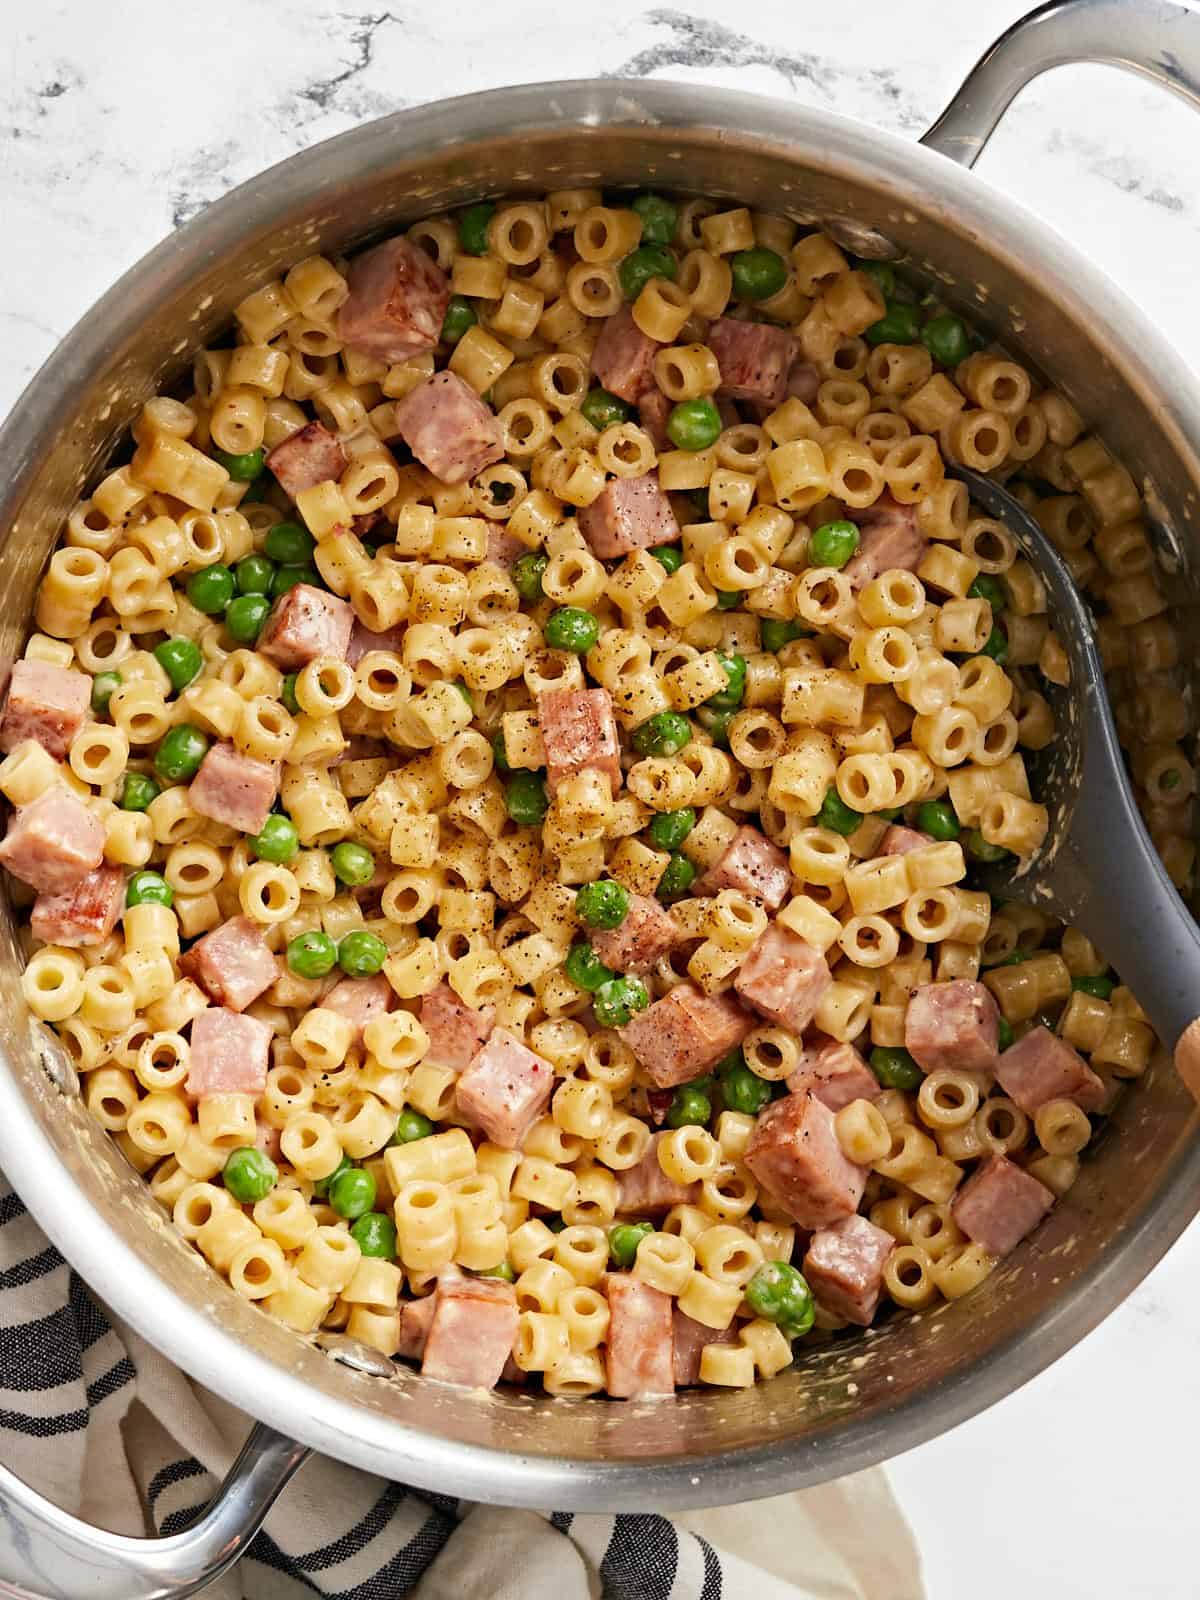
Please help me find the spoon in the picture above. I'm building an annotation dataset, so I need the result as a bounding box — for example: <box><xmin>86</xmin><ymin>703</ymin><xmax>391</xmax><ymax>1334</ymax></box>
<box><xmin>943</xmin><ymin>463</ymin><xmax>1200</xmax><ymax>1099</ymax></box>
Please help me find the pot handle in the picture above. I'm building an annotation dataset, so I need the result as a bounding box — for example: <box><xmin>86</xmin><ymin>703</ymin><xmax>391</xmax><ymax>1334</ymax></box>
<box><xmin>0</xmin><ymin>1421</ymin><xmax>309</xmax><ymax>1600</ymax></box>
<box><xmin>922</xmin><ymin>0</ymin><xmax>1200</xmax><ymax>167</ymax></box>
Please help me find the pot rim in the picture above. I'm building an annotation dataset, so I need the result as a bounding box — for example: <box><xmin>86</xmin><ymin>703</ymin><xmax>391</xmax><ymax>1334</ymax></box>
<box><xmin>2</xmin><ymin>77</ymin><xmax>1198</xmax><ymax>1509</ymax></box>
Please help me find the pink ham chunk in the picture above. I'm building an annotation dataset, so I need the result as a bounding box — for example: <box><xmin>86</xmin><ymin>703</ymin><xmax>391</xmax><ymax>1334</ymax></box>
<box><xmin>188</xmin><ymin>741</ymin><xmax>278</xmax><ymax>836</ymax></box>
<box><xmin>455</xmin><ymin>1027</ymin><xmax>554</xmax><ymax>1149</ymax></box>
<box><xmin>708</xmin><ymin>318</ymin><xmax>798</xmax><ymax>407</ymax></box>
<box><xmin>844</xmin><ymin>496</ymin><xmax>926</xmax><ymax>592</ymax></box>
<box><xmin>637</xmin><ymin>388</ymin><xmax>673</xmax><ymax>451</ymax></box>
<box><xmin>905</xmin><ymin>980</ymin><xmax>999</xmax><ymax>1074</ymax></box>
<box><xmin>258</xmin><ymin>584</ymin><xmax>355</xmax><ymax>672</ymax></box>
<box><xmin>0</xmin><ymin>786</ymin><xmax>104</xmax><ymax>895</ymax></box>
<box><xmin>620</xmin><ymin>982</ymin><xmax>754</xmax><ymax>1088</ymax></box>
<box><xmin>591</xmin><ymin>893</ymin><xmax>682</xmax><ymax>972</ymax></box>
<box><xmin>322</xmin><ymin>974</ymin><xmax>394</xmax><ymax>1041</ymax></box>
<box><xmin>421</xmin><ymin>1275</ymin><xmax>518</xmax><ymax>1390</ymax></box>
<box><xmin>485</xmin><ymin>525</ymin><xmax>526</xmax><ymax>567</ymax></box>
<box><xmin>786</xmin><ymin>1038</ymin><xmax>880</xmax><ymax>1112</ymax></box>
<box><xmin>576</xmin><ymin>472</ymin><xmax>679</xmax><ymax>560</ymax></box>
<box><xmin>31</xmin><ymin>864</ymin><xmax>124</xmax><ymax>948</ymax></box>
<box><xmin>346</xmin><ymin>621</ymin><xmax>405</xmax><ymax>666</ymax></box>
<box><xmin>186</xmin><ymin>1007</ymin><xmax>272</xmax><ymax>1098</ymax></box>
<box><xmin>395</xmin><ymin>371</ymin><xmax>504</xmax><ymax>485</ymax></box>
<box><xmin>787</xmin><ymin>358</ymin><xmax>820</xmax><ymax>404</ymax></box>
<box><xmin>265</xmin><ymin>421</ymin><xmax>347</xmax><ymax>501</ymax></box>
<box><xmin>420</xmin><ymin>982</ymin><xmax>495</xmax><ymax>1072</ymax></box>
<box><xmin>591</xmin><ymin>306</ymin><xmax>659</xmax><ymax>404</ymax></box>
<box><xmin>745</xmin><ymin>1093</ymin><xmax>868</xmax><ymax>1229</ymax></box>
<box><xmin>604</xmin><ymin>1274</ymin><xmax>675</xmax><ymax>1398</ymax></box>
<box><xmin>537</xmin><ymin>687</ymin><xmax>621</xmax><ymax>798</ymax></box>
<box><xmin>616</xmin><ymin>1131</ymin><xmax>700</xmax><ymax>1215</ymax></box>
<box><xmin>735</xmin><ymin>925</ymin><xmax>832</xmax><ymax>1034</ymax></box>
<box><xmin>995</xmin><ymin>1025</ymin><xmax>1106</xmax><ymax>1114</ymax></box>
<box><xmin>337</xmin><ymin>236</ymin><xmax>451</xmax><ymax>363</ymax></box>
<box><xmin>697</xmin><ymin>825</ymin><xmax>791</xmax><ymax>911</ymax></box>
<box><xmin>672</xmin><ymin>1309</ymin><xmax>739</xmax><ymax>1387</ymax></box>
<box><xmin>880</xmin><ymin>825</ymin><xmax>933</xmax><ymax>856</ymax></box>
<box><xmin>255</xmin><ymin>1122</ymin><xmax>283</xmax><ymax>1164</ymax></box>
<box><xmin>803</xmin><ymin>1214</ymin><xmax>894</xmax><ymax>1326</ymax></box>
<box><xmin>0</xmin><ymin>661</ymin><xmax>90</xmax><ymax>761</ymax></box>
<box><xmin>396</xmin><ymin>1292</ymin><xmax>438</xmax><ymax>1362</ymax></box>
<box><xmin>952</xmin><ymin>1154</ymin><xmax>1054</xmax><ymax>1257</ymax></box>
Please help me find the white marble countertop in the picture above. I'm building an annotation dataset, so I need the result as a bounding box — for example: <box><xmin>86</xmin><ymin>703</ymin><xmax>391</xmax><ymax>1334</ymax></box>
<box><xmin>3</xmin><ymin>1</ymin><xmax>1199</xmax><ymax>1595</ymax></box>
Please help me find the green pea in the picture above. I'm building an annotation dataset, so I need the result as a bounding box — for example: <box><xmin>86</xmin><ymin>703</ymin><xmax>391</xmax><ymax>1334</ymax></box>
<box><xmin>214</xmin><ymin>447</ymin><xmax>265</xmax><ymax>482</ymax></box>
<box><xmin>234</xmin><ymin>554</ymin><xmax>276</xmax><ymax>596</ymax></box>
<box><xmin>251</xmin><ymin>813</ymin><xmax>299</xmax><ymax>864</ymax></box>
<box><xmin>696</xmin><ymin>704</ymin><xmax>734</xmax><ymax>747</ymax></box>
<box><xmin>120</xmin><ymin>772</ymin><xmax>159</xmax><ymax>812</ymax></box>
<box><xmin>453</xmin><ymin>681</ymin><xmax>473</xmax><ymax>710</ymax></box>
<box><xmin>264</xmin><ymin>521</ymin><xmax>316</xmax><ymax>565</ymax></box>
<box><xmin>632</xmin><ymin>711</ymin><xmax>692</xmax><ymax>758</ymax></box>
<box><xmin>86</xmin><ymin>670</ymin><xmax>120</xmax><ymax>720</ymax></box>
<box><xmin>476</xmin><ymin>1259</ymin><xmax>516</xmax><ymax>1281</ymax></box>
<box><xmin>667</xmin><ymin>1083</ymin><xmax>711</xmax><ymax>1128</ymax></box>
<box><xmin>860</xmin><ymin>261</ymin><xmax>896</xmax><ymax>298</ymax></box>
<box><xmin>921</xmin><ymin>313</ymin><xmax>971</xmax><ymax>368</ymax></box>
<box><xmin>505</xmin><ymin>770</ymin><xmax>548</xmax><ymax>826</ymax></box>
<box><xmin>580</xmin><ymin>387</ymin><xmax>633</xmax><ymax>432</ymax></box>
<box><xmin>608</xmin><ymin>1220</ymin><xmax>654</xmax><ymax>1269</ymax></box>
<box><xmin>1072</xmin><ymin>973</ymin><xmax>1115</xmax><ymax>1000</ymax></box>
<box><xmin>512</xmin><ymin>551</ymin><xmax>549</xmax><ymax>603</ymax></box>
<box><xmin>717</xmin><ymin>1050</ymin><xmax>771</xmax><ymax>1115</ymax></box>
<box><xmin>731</xmin><ymin>247</ymin><xmax>788</xmax><ymax>302</ymax></box>
<box><xmin>979</xmin><ymin>627</ymin><xmax>1008</xmax><ymax>664</ymax></box>
<box><xmin>997</xmin><ymin>1016</ymin><xmax>1015</xmax><ymax>1052</ymax></box>
<box><xmin>458</xmin><ymin>202</ymin><xmax>495</xmax><ymax>256</ymax></box>
<box><xmin>154</xmin><ymin>724</ymin><xmax>210</xmax><ymax>783</ymax></box>
<box><xmin>809</xmin><ymin>519</ymin><xmax>860</xmax><ymax>569</ymax></box>
<box><xmin>631</xmin><ymin>193</ymin><xmax>677</xmax><ymax>245</ymax></box>
<box><xmin>331</xmin><ymin>841</ymin><xmax>375</xmax><ymax>886</ymax></box>
<box><xmin>126</xmin><ymin>870</ymin><xmax>173</xmax><ymax>909</ymax></box>
<box><xmin>760</xmin><ymin>618</ymin><xmax>805</xmax><ymax>652</ymax></box>
<box><xmin>185</xmin><ymin>563</ymin><xmax>235</xmax><ymax>615</ymax></box>
<box><xmin>222</xmin><ymin>1145</ymin><xmax>277</xmax><ymax>1203</ymax></box>
<box><xmin>287</xmin><ymin>930</ymin><xmax>338</xmax><ymax>979</ymax></box>
<box><xmin>153</xmin><ymin>637</ymin><xmax>203</xmax><ymax>694</ymax></box>
<box><xmin>225</xmin><ymin>593</ymin><xmax>271</xmax><ymax>644</ymax></box>
<box><xmin>706</xmin><ymin>651</ymin><xmax>746</xmax><ymax>712</ymax></box>
<box><xmin>392</xmin><ymin>1109</ymin><xmax>434</xmax><ymax>1145</ymax></box>
<box><xmin>575</xmin><ymin>879</ymin><xmax>630</xmax><ymax>930</ymax></box>
<box><xmin>350</xmin><ymin>1212</ymin><xmax>397</xmax><ymax>1259</ymax></box>
<box><xmin>817</xmin><ymin>785</ymin><xmax>862</xmax><ymax>837</ymax></box>
<box><xmin>999</xmin><ymin>949</ymin><xmax>1032</xmax><ymax>966</ymax></box>
<box><xmin>869</xmin><ymin>1046</ymin><xmax>923</xmax><ymax>1091</ymax></box>
<box><xmin>648</xmin><ymin>808</ymin><xmax>696</xmax><ymax>852</ymax></box>
<box><xmin>652</xmin><ymin>544</ymin><xmax>683</xmax><ymax>574</ymax></box>
<box><xmin>715</xmin><ymin>589</ymin><xmax>744</xmax><ymax>610</ymax></box>
<box><xmin>865</xmin><ymin>302</ymin><xmax>921</xmax><ymax>346</ymax></box>
<box><xmin>565</xmin><ymin>940</ymin><xmax>615</xmax><ymax>993</ymax></box>
<box><xmin>270</xmin><ymin>563</ymin><xmax>321</xmax><ymax>599</ymax></box>
<box><xmin>329</xmin><ymin>1165</ymin><xmax>376</xmax><ymax>1220</ymax></box>
<box><xmin>592</xmin><ymin>975</ymin><xmax>649</xmax><ymax>1028</ymax></box>
<box><xmin>313</xmin><ymin>1153</ymin><xmax>352</xmax><ymax>1199</ymax></box>
<box><xmin>338</xmin><ymin>929</ymin><xmax>388</xmax><ymax>978</ymax></box>
<box><xmin>491</xmin><ymin>729</ymin><xmax>511</xmax><ymax>775</ymax></box>
<box><xmin>916</xmin><ymin>799</ymin><xmax>961</xmax><ymax>841</ymax></box>
<box><xmin>657</xmin><ymin>852</ymin><xmax>695</xmax><ymax>901</ymax></box>
<box><xmin>280</xmin><ymin>674</ymin><xmax>300</xmax><ymax>715</ymax></box>
<box><xmin>666</xmin><ymin>397</ymin><xmax>722</xmax><ymax>452</ymax></box>
<box><xmin>745</xmin><ymin>1261</ymin><xmax>814</xmax><ymax>1335</ymax></box>
<box><xmin>965</xmin><ymin>828</ymin><xmax>1011</xmax><ymax>864</ymax></box>
<box><xmin>440</xmin><ymin>293</ymin><xmax>477</xmax><ymax>345</ymax></box>
<box><xmin>619</xmin><ymin>243</ymin><xmax>677</xmax><ymax>301</ymax></box>
<box><xmin>544</xmin><ymin>607</ymin><xmax>600</xmax><ymax>654</ymax></box>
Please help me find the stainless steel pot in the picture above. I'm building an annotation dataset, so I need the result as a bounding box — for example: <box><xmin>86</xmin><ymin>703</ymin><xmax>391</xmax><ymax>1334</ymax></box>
<box><xmin>2</xmin><ymin>3</ymin><xmax>1200</xmax><ymax>1595</ymax></box>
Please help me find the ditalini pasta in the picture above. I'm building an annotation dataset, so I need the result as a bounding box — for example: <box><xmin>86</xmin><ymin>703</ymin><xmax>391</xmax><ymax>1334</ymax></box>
<box><xmin>0</xmin><ymin>189</ymin><xmax>1178</xmax><ymax>1399</ymax></box>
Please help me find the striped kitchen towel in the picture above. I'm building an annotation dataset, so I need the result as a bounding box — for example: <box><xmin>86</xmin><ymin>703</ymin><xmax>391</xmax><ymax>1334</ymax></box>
<box><xmin>0</xmin><ymin>1174</ymin><xmax>924</xmax><ymax>1598</ymax></box>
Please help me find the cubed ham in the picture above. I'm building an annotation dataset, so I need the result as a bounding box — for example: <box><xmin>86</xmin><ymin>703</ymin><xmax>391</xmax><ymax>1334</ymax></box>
<box><xmin>604</xmin><ymin>1275</ymin><xmax>675</xmax><ymax>1398</ymax></box>
<box><xmin>395</xmin><ymin>371</ymin><xmax>504</xmax><ymax>485</ymax></box>
<box><xmin>637</xmin><ymin>388</ymin><xmax>673</xmax><ymax>450</ymax></box>
<box><xmin>396</xmin><ymin>1293</ymin><xmax>438</xmax><ymax>1362</ymax></box>
<box><xmin>337</xmin><ymin>236</ymin><xmax>451</xmax><ymax>363</ymax></box>
<box><xmin>905</xmin><ymin>980</ymin><xmax>999</xmax><ymax>1074</ymax></box>
<box><xmin>258</xmin><ymin>584</ymin><xmax>355</xmax><ymax>672</ymax></box>
<box><xmin>951</xmin><ymin>1154</ymin><xmax>1054</xmax><ymax>1257</ymax></box>
<box><xmin>265</xmin><ymin>421</ymin><xmax>347</xmax><ymax>501</ymax></box>
<box><xmin>591</xmin><ymin>893</ymin><xmax>682</xmax><ymax>972</ymax></box>
<box><xmin>786</xmin><ymin>1038</ymin><xmax>881</xmax><ymax>1112</ymax></box>
<box><xmin>803</xmin><ymin>1214</ymin><xmax>894</xmax><ymax>1326</ymax></box>
<box><xmin>708</xmin><ymin>318</ymin><xmax>798</xmax><ymax>407</ymax></box>
<box><xmin>995</xmin><ymin>1025</ymin><xmax>1106</xmax><ymax>1114</ymax></box>
<box><xmin>30</xmin><ymin>864</ymin><xmax>124</xmax><ymax>948</ymax></box>
<box><xmin>485</xmin><ymin>526</ymin><xmax>526</xmax><ymax>566</ymax></box>
<box><xmin>620</xmin><ymin>982</ymin><xmax>754</xmax><ymax>1088</ymax></box>
<box><xmin>421</xmin><ymin>1275</ymin><xmax>518</xmax><ymax>1390</ymax></box>
<box><xmin>537</xmin><ymin>687</ymin><xmax>621</xmax><ymax>798</ymax></box>
<box><xmin>843</xmin><ymin>496</ymin><xmax>926</xmax><ymax>591</ymax></box>
<box><xmin>0</xmin><ymin>786</ymin><xmax>104</xmax><ymax>895</ymax></box>
<box><xmin>672</xmin><ymin>1308</ymin><xmax>740</xmax><ymax>1386</ymax></box>
<box><xmin>255</xmin><ymin>1123</ymin><xmax>283</xmax><ymax>1164</ymax></box>
<box><xmin>351</xmin><ymin>510</ymin><xmax>385</xmax><ymax>540</ymax></box>
<box><xmin>322</xmin><ymin>974</ymin><xmax>394</xmax><ymax>1041</ymax></box>
<box><xmin>745</xmin><ymin>1093</ymin><xmax>868</xmax><ymax>1229</ymax></box>
<box><xmin>188</xmin><ymin>741</ymin><xmax>278</xmax><ymax>836</ymax></box>
<box><xmin>346</xmin><ymin>621</ymin><xmax>405</xmax><ymax>666</ymax></box>
<box><xmin>186</xmin><ymin>1007</ymin><xmax>272</xmax><ymax>1098</ymax></box>
<box><xmin>591</xmin><ymin>305</ymin><xmax>659</xmax><ymax>403</ymax></box>
<box><xmin>697</xmin><ymin>825</ymin><xmax>791</xmax><ymax>910</ymax></box>
<box><xmin>0</xmin><ymin>661</ymin><xmax>90</xmax><ymax>760</ymax></box>
<box><xmin>576</xmin><ymin>471</ymin><xmax>680</xmax><ymax>561</ymax></box>
<box><xmin>735</xmin><ymin>924</ymin><xmax>833</xmax><ymax>1034</ymax></box>
<box><xmin>455</xmin><ymin>1028</ymin><xmax>554</xmax><ymax>1149</ymax></box>
<box><xmin>880</xmin><ymin>825</ymin><xmax>933</xmax><ymax>856</ymax></box>
<box><xmin>787</xmin><ymin>358</ymin><xmax>820</xmax><ymax>404</ymax></box>
<box><xmin>420</xmin><ymin>981</ymin><xmax>495</xmax><ymax>1072</ymax></box>
<box><xmin>616</xmin><ymin>1131</ymin><xmax>699</xmax><ymax>1214</ymax></box>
